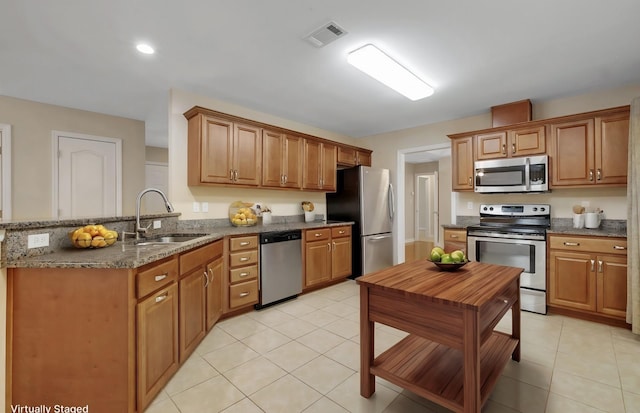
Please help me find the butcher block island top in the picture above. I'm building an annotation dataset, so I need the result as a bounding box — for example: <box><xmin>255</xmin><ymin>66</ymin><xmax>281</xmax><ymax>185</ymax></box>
<box><xmin>357</xmin><ymin>260</ymin><xmax>523</xmax><ymax>413</ymax></box>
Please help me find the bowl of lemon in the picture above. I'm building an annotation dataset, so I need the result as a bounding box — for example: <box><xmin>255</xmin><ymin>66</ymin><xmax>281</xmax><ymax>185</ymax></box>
<box><xmin>427</xmin><ymin>246</ymin><xmax>469</xmax><ymax>271</ymax></box>
<box><xmin>69</xmin><ymin>224</ymin><xmax>118</xmax><ymax>248</ymax></box>
<box><xmin>229</xmin><ymin>201</ymin><xmax>258</xmax><ymax>227</ymax></box>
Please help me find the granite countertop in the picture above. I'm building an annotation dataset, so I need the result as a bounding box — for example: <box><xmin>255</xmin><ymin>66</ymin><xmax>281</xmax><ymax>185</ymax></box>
<box><xmin>5</xmin><ymin>220</ymin><xmax>354</xmax><ymax>269</ymax></box>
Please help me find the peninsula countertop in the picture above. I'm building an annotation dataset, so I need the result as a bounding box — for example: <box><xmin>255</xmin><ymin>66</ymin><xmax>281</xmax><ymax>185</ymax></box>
<box><xmin>4</xmin><ymin>220</ymin><xmax>353</xmax><ymax>269</ymax></box>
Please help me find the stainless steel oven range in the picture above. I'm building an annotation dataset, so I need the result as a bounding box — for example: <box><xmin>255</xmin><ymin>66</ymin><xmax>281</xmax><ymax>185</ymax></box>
<box><xmin>467</xmin><ymin>204</ymin><xmax>550</xmax><ymax>314</ymax></box>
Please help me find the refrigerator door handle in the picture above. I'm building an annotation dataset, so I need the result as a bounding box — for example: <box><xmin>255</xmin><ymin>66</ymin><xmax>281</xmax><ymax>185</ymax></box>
<box><xmin>388</xmin><ymin>183</ymin><xmax>395</xmax><ymax>220</ymax></box>
<box><xmin>370</xmin><ymin>235</ymin><xmax>390</xmax><ymax>241</ymax></box>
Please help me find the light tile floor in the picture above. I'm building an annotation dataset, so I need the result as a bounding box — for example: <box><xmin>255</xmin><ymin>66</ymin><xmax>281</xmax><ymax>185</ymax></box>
<box><xmin>146</xmin><ymin>280</ymin><xmax>640</xmax><ymax>413</ymax></box>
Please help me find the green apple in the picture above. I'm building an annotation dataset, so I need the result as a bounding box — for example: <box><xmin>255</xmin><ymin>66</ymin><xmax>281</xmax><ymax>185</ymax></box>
<box><xmin>450</xmin><ymin>250</ymin><xmax>465</xmax><ymax>263</ymax></box>
<box><xmin>440</xmin><ymin>254</ymin><xmax>453</xmax><ymax>263</ymax></box>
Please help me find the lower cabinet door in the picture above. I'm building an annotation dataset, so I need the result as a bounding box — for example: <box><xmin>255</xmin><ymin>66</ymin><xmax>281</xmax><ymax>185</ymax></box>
<box><xmin>305</xmin><ymin>240</ymin><xmax>331</xmax><ymax>287</ymax></box>
<box><xmin>179</xmin><ymin>268</ymin><xmax>206</xmax><ymax>363</ymax></box>
<box><xmin>549</xmin><ymin>251</ymin><xmax>597</xmax><ymax>311</ymax></box>
<box><xmin>206</xmin><ymin>257</ymin><xmax>224</xmax><ymax>330</ymax></box>
<box><xmin>597</xmin><ymin>254</ymin><xmax>628</xmax><ymax>318</ymax></box>
<box><xmin>137</xmin><ymin>283</ymin><xmax>179</xmax><ymax>412</ymax></box>
<box><xmin>331</xmin><ymin>237</ymin><xmax>352</xmax><ymax>279</ymax></box>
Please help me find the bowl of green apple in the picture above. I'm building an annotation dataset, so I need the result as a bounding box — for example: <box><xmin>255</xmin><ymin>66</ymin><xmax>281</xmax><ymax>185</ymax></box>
<box><xmin>427</xmin><ymin>247</ymin><xmax>469</xmax><ymax>271</ymax></box>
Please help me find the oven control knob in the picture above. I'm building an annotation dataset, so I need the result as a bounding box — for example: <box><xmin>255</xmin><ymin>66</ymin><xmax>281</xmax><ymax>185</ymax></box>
<box><xmin>533</xmin><ymin>207</ymin><xmax>538</xmax><ymax>211</ymax></box>
<box><xmin>540</xmin><ymin>207</ymin><xmax>546</xmax><ymax>211</ymax></box>
<box><xmin>489</xmin><ymin>207</ymin><xmax>494</xmax><ymax>211</ymax></box>
<box><xmin>483</xmin><ymin>206</ymin><xmax>488</xmax><ymax>211</ymax></box>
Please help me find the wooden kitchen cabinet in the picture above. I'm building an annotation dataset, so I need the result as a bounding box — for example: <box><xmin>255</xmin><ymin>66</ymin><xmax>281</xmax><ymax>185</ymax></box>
<box><xmin>303</xmin><ymin>139</ymin><xmax>337</xmax><ymax>191</ymax></box>
<box><xmin>226</xmin><ymin>235</ymin><xmax>259</xmax><ymax>312</ymax></box>
<box><xmin>476</xmin><ymin>127</ymin><xmax>545</xmax><ymax>160</ymax></box>
<box><xmin>550</xmin><ymin>107</ymin><xmax>629</xmax><ymax>188</ymax></box>
<box><xmin>179</xmin><ymin>240</ymin><xmax>224</xmax><ymax>361</ymax></box>
<box><xmin>137</xmin><ymin>275</ymin><xmax>179</xmax><ymax>411</ymax></box>
<box><xmin>262</xmin><ymin>129</ymin><xmax>303</xmax><ymax>189</ymax></box>
<box><xmin>451</xmin><ymin>135</ymin><xmax>474</xmax><ymax>191</ymax></box>
<box><xmin>186</xmin><ymin>110</ymin><xmax>261</xmax><ymax>187</ymax></box>
<box><xmin>548</xmin><ymin>234</ymin><xmax>628</xmax><ymax>324</ymax></box>
<box><xmin>303</xmin><ymin>226</ymin><xmax>352</xmax><ymax>289</ymax></box>
<box><xmin>443</xmin><ymin>228</ymin><xmax>467</xmax><ymax>253</ymax></box>
<box><xmin>337</xmin><ymin>145</ymin><xmax>372</xmax><ymax>167</ymax></box>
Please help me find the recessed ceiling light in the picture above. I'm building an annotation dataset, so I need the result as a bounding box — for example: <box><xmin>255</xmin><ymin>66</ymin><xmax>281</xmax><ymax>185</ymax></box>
<box><xmin>347</xmin><ymin>44</ymin><xmax>434</xmax><ymax>101</ymax></box>
<box><xmin>136</xmin><ymin>43</ymin><xmax>155</xmax><ymax>55</ymax></box>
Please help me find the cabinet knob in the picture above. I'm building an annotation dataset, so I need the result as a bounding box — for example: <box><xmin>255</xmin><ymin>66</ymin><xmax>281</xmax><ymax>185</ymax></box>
<box><xmin>154</xmin><ymin>274</ymin><xmax>167</xmax><ymax>282</ymax></box>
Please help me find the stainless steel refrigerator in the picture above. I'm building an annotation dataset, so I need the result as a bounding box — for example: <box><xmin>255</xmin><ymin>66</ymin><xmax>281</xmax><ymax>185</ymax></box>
<box><xmin>326</xmin><ymin>166</ymin><xmax>395</xmax><ymax>277</ymax></box>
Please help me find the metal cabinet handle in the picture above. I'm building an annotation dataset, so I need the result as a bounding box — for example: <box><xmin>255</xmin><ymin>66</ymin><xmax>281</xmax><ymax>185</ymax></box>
<box><xmin>613</xmin><ymin>245</ymin><xmax>627</xmax><ymax>250</ymax></box>
<box><xmin>332</xmin><ymin>241</ymin><xmax>336</xmax><ymax>250</ymax></box>
<box><xmin>596</xmin><ymin>169</ymin><xmax>602</xmax><ymax>181</ymax></box>
<box><xmin>564</xmin><ymin>242</ymin><xmax>580</xmax><ymax>246</ymax></box>
<box><xmin>315</xmin><ymin>233</ymin><xmax>322</xmax><ymax>237</ymax></box>
<box><xmin>511</xmin><ymin>143</ymin><xmax>516</xmax><ymax>154</ymax></box>
<box><xmin>154</xmin><ymin>274</ymin><xmax>167</xmax><ymax>282</ymax></box>
<box><xmin>327</xmin><ymin>243</ymin><xmax>331</xmax><ymax>251</ymax></box>
<box><xmin>230</xmin><ymin>169</ymin><xmax>234</xmax><ymax>180</ymax></box>
<box><xmin>203</xmin><ymin>271</ymin><xmax>210</xmax><ymax>288</ymax></box>
<box><xmin>239</xmin><ymin>257</ymin><xmax>249</xmax><ymax>262</ymax></box>
<box><xmin>239</xmin><ymin>292</ymin><xmax>250</xmax><ymax>297</ymax></box>
<box><xmin>598</xmin><ymin>260</ymin><xmax>603</xmax><ymax>273</ymax></box>
<box><xmin>284</xmin><ymin>174</ymin><xmax>288</xmax><ymax>184</ymax></box>
<box><xmin>501</xmin><ymin>144</ymin><xmax>506</xmax><ymax>154</ymax></box>
<box><xmin>240</xmin><ymin>241</ymin><xmax>250</xmax><ymax>246</ymax></box>
<box><xmin>235</xmin><ymin>170</ymin><xmax>239</xmax><ymax>181</ymax></box>
<box><xmin>589</xmin><ymin>169</ymin><xmax>594</xmax><ymax>181</ymax></box>
<box><xmin>590</xmin><ymin>259</ymin><xmax>595</xmax><ymax>272</ymax></box>
<box><xmin>468</xmin><ymin>177</ymin><xmax>472</xmax><ymax>186</ymax></box>
<box><xmin>239</xmin><ymin>272</ymin><xmax>249</xmax><ymax>278</ymax></box>
<box><xmin>208</xmin><ymin>268</ymin><xmax>214</xmax><ymax>280</ymax></box>
<box><xmin>155</xmin><ymin>292</ymin><xmax>169</xmax><ymax>303</ymax></box>
<box><xmin>338</xmin><ymin>230</ymin><xmax>345</xmax><ymax>234</ymax></box>
<box><xmin>450</xmin><ymin>234</ymin><xmax>459</xmax><ymax>239</ymax></box>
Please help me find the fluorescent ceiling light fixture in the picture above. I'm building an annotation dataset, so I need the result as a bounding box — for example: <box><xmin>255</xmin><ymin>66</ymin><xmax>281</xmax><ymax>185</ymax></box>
<box><xmin>136</xmin><ymin>43</ymin><xmax>155</xmax><ymax>55</ymax></box>
<box><xmin>347</xmin><ymin>44</ymin><xmax>434</xmax><ymax>100</ymax></box>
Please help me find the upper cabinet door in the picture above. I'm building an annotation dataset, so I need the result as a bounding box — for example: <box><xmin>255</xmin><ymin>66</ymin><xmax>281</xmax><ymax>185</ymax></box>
<box><xmin>452</xmin><ymin>136</ymin><xmax>474</xmax><ymax>191</ymax></box>
<box><xmin>476</xmin><ymin>131</ymin><xmax>507</xmax><ymax>160</ymax></box>
<box><xmin>262</xmin><ymin>129</ymin><xmax>285</xmax><ymax>188</ymax></box>
<box><xmin>550</xmin><ymin>118</ymin><xmax>595</xmax><ymax>187</ymax></box>
<box><xmin>283</xmin><ymin>134</ymin><xmax>303</xmax><ymax>189</ymax></box>
<box><xmin>321</xmin><ymin>143</ymin><xmax>337</xmax><ymax>192</ymax></box>
<box><xmin>233</xmin><ymin>123</ymin><xmax>261</xmax><ymax>186</ymax></box>
<box><xmin>303</xmin><ymin>139</ymin><xmax>322</xmax><ymax>190</ymax></box>
<box><xmin>200</xmin><ymin>116</ymin><xmax>234</xmax><ymax>184</ymax></box>
<box><xmin>596</xmin><ymin>112</ymin><xmax>629</xmax><ymax>185</ymax></box>
<box><xmin>509</xmin><ymin>125</ymin><xmax>546</xmax><ymax>157</ymax></box>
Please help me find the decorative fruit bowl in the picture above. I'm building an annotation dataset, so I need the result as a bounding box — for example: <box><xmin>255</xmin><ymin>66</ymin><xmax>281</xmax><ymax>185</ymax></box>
<box><xmin>428</xmin><ymin>259</ymin><xmax>469</xmax><ymax>272</ymax></box>
<box><xmin>69</xmin><ymin>224</ymin><xmax>118</xmax><ymax>248</ymax></box>
<box><xmin>229</xmin><ymin>201</ymin><xmax>258</xmax><ymax>227</ymax></box>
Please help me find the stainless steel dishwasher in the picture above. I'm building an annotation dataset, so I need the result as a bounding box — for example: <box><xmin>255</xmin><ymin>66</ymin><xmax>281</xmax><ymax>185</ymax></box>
<box><xmin>256</xmin><ymin>230</ymin><xmax>303</xmax><ymax>309</ymax></box>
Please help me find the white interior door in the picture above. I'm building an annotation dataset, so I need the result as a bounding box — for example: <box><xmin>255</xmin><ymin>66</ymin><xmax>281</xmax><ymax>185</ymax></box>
<box><xmin>144</xmin><ymin>162</ymin><xmax>169</xmax><ymax>214</ymax></box>
<box><xmin>415</xmin><ymin>172</ymin><xmax>439</xmax><ymax>243</ymax></box>
<box><xmin>53</xmin><ymin>132</ymin><xmax>122</xmax><ymax>219</ymax></box>
<box><xmin>0</xmin><ymin>124</ymin><xmax>11</xmax><ymax>220</ymax></box>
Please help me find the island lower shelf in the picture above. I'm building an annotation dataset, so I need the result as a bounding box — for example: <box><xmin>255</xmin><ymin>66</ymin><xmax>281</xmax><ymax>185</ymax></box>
<box><xmin>371</xmin><ymin>332</ymin><xmax>519</xmax><ymax>413</ymax></box>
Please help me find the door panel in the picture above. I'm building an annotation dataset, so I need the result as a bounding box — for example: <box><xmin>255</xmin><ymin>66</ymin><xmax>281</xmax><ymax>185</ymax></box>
<box><xmin>361</xmin><ymin>167</ymin><xmax>392</xmax><ymax>235</ymax></box>
<box><xmin>57</xmin><ymin>135</ymin><xmax>119</xmax><ymax>219</ymax></box>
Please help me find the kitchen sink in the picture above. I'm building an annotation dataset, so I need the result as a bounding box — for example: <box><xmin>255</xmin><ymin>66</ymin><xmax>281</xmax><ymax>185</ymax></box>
<box><xmin>135</xmin><ymin>233</ymin><xmax>208</xmax><ymax>246</ymax></box>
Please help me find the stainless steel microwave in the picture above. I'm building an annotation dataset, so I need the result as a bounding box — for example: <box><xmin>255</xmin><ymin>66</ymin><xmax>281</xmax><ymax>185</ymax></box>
<box><xmin>474</xmin><ymin>155</ymin><xmax>549</xmax><ymax>193</ymax></box>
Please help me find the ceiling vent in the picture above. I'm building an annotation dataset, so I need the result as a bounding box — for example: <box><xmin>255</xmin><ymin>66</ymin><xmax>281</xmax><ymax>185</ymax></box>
<box><xmin>304</xmin><ymin>21</ymin><xmax>348</xmax><ymax>47</ymax></box>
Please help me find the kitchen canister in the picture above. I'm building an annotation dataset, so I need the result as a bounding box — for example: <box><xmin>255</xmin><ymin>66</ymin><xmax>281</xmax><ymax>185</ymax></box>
<box><xmin>585</xmin><ymin>212</ymin><xmax>602</xmax><ymax>229</ymax></box>
<box><xmin>572</xmin><ymin>213</ymin><xmax>585</xmax><ymax>229</ymax></box>
<box><xmin>262</xmin><ymin>211</ymin><xmax>272</xmax><ymax>225</ymax></box>
<box><xmin>304</xmin><ymin>210</ymin><xmax>316</xmax><ymax>223</ymax></box>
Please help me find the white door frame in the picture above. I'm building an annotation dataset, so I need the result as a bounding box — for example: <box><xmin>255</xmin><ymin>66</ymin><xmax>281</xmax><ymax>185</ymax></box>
<box><xmin>414</xmin><ymin>172</ymin><xmax>439</xmax><ymax>244</ymax></box>
<box><xmin>395</xmin><ymin>143</ymin><xmax>453</xmax><ymax>264</ymax></box>
<box><xmin>51</xmin><ymin>131</ymin><xmax>123</xmax><ymax>219</ymax></box>
<box><xmin>1</xmin><ymin>124</ymin><xmax>11</xmax><ymax>220</ymax></box>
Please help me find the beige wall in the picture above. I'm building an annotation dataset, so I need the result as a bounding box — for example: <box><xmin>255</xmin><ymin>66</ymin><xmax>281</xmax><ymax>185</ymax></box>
<box><xmin>0</xmin><ymin>95</ymin><xmax>146</xmax><ymax>220</ymax></box>
<box><xmin>168</xmin><ymin>89</ymin><xmax>361</xmax><ymax>220</ymax></box>
<box><xmin>363</xmin><ymin>84</ymin><xmax>640</xmax><ymax>223</ymax></box>
<box><xmin>146</xmin><ymin>146</ymin><xmax>169</xmax><ymax>164</ymax></box>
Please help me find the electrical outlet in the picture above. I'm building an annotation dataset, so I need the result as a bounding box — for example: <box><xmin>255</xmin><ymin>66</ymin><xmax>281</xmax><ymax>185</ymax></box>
<box><xmin>153</xmin><ymin>220</ymin><xmax>161</xmax><ymax>229</ymax></box>
<box><xmin>28</xmin><ymin>233</ymin><xmax>49</xmax><ymax>248</ymax></box>
<box><xmin>193</xmin><ymin>202</ymin><xmax>200</xmax><ymax>213</ymax></box>
<box><xmin>467</xmin><ymin>202</ymin><xmax>474</xmax><ymax>210</ymax></box>
<box><xmin>201</xmin><ymin>202</ymin><xmax>209</xmax><ymax>213</ymax></box>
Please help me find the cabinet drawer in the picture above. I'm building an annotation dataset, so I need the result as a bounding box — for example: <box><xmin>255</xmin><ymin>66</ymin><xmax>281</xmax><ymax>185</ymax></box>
<box><xmin>331</xmin><ymin>226</ymin><xmax>351</xmax><ymax>238</ymax></box>
<box><xmin>179</xmin><ymin>240</ymin><xmax>223</xmax><ymax>275</ymax></box>
<box><xmin>306</xmin><ymin>228</ymin><xmax>331</xmax><ymax>241</ymax></box>
<box><xmin>229</xmin><ymin>265</ymin><xmax>258</xmax><ymax>283</ymax></box>
<box><xmin>230</xmin><ymin>235</ymin><xmax>258</xmax><ymax>251</ymax></box>
<box><xmin>444</xmin><ymin>229</ymin><xmax>466</xmax><ymax>242</ymax></box>
<box><xmin>229</xmin><ymin>250</ymin><xmax>258</xmax><ymax>268</ymax></box>
<box><xmin>229</xmin><ymin>280</ymin><xmax>258</xmax><ymax>308</ymax></box>
<box><xmin>550</xmin><ymin>236</ymin><xmax>627</xmax><ymax>255</ymax></box>
<box><xmin>137</xmin><ymin>257</ymin><xmax>179</xmax><ymax>299</ymax></box>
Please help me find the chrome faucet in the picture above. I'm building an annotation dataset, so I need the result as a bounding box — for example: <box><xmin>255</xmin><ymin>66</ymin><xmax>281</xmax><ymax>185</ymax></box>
<box><xmin>136</xmin><ymin>188</ymin><xmax>174</xmax><ymax>239</ymax></box>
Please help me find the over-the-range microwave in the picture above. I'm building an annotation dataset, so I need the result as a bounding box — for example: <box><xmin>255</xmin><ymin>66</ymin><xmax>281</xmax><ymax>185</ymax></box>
<box><xmin>474</xmin><ymin>155</ymin><xmax>549</xmax><ymax>193</ymax></box>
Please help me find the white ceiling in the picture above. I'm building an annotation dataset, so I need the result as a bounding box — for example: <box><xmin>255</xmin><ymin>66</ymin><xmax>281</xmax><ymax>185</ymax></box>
<box><xmin>2</xmin><ymin>1</ymin><xmax>639</xmax><ymax>148</ymax></box>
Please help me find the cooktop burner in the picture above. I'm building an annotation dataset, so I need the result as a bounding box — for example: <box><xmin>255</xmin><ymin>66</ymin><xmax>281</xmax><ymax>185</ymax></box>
<box><xmin>469</xmin><ymin>204</ymin><xmax>551</xmax><ymax>236</ymax></box>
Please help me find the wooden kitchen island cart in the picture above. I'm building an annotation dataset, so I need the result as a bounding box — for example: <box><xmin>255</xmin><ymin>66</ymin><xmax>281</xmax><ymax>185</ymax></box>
<box><xmin>358</xmin><ymin>260</ymin><xmax>522</xmax><ymax>413</ymax></box>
